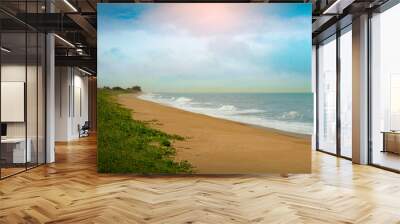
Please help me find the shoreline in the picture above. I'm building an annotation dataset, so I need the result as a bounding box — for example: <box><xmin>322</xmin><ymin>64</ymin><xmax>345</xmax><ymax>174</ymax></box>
<box><xmin>117</xmin><ymin>93</ymin><xmax>311</xmax><ymax>174</ymax></box>
<box><xmin>136</xmin><ymin>92</ymin><xmax>312</xmax><ymax>139</ymax></box>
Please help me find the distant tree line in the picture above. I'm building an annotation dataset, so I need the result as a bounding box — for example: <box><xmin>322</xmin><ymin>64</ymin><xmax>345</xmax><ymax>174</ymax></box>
<box><xmin>128</xmin><ymin>86</ymin><xmax>142</xmax><ymax>92</ymax></box>
<box><xmin>101</xmin><ymin>85</ymin><xmax>142</xmax><ymax>93</ymax></box>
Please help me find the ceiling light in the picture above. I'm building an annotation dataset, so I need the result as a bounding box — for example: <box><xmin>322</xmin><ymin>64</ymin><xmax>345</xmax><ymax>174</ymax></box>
<box><xmin>78</xmin><ymin>67</ymin><xmax>92</xmax><ymax>76</ymax></box>
<box><xmin>1</xmin><ymin>47</ymin><xmax>11</xmax><ymax>53</ymax></box>
<box><xmin>54</xmin><ymin>34</ymin><xmax>75</xmax><ymax>48</ymax></box>
<box><xmin>63</xmin><ymin>0</ymin><xmax>78</xmax><ymax>12</ymax></box>
<box><xmin>322</xmin><ymin>0</ymin><xmax>354</xmax><ymax>15</ymax></box>
<box><xmin>76</xmin><ymin>48</ymin><xmax>85</xmax><ymax>55</ymax></box>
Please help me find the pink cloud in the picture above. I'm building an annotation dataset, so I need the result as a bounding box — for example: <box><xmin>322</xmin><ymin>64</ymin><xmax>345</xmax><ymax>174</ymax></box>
<box><xmin>134</xmin><ymin>4</ymin><xmax>296</xmax><ymax>37</ymax></box>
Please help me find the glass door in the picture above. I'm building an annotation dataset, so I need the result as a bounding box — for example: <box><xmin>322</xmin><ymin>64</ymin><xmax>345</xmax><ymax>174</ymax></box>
<box><xmin>317</xmin><ymin>35</ymin><xmax>337</xmax><ymax>154</ymax></box>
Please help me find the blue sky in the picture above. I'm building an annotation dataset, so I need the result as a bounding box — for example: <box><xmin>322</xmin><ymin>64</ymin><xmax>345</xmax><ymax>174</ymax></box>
<box><xmin>98</xmin><ymin>3</ymin><xmax>311</xmax><ymax>93</ymax></box>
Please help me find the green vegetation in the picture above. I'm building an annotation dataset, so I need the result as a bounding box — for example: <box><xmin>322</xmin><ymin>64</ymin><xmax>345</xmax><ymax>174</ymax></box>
<box><xmin>102</xmin><ymin>85</ymin><xmax>142</xmax><ymax>93</ymax></box>
<box><xmin>97</xmin><ymin>88</ymin><xmax>193</xmax><ymax>174</ymax></box>
<box><xmin>128</xmin><ymin>85</ymin><xmax>142</xmax><ymax>92</ymax></box>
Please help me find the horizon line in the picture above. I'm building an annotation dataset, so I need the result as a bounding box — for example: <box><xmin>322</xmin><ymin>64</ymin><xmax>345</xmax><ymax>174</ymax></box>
<box><xmin>98</xmin><ymin>87</ymin><xmax>312</xmax><ymax>94</ymax></box>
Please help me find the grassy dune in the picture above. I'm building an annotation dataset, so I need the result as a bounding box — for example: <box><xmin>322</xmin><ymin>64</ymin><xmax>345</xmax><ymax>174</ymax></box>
<box><xmin>97</xmin><ymin>89</ymin><xmax>193</xmax><ymax>174</ymax></box>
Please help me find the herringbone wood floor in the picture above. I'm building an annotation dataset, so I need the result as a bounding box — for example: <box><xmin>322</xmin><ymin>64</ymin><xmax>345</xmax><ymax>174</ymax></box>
<box><xmin>1</xmin><ymin>136</ymin><xmax>400</xmax><ymax>224</ymax></box>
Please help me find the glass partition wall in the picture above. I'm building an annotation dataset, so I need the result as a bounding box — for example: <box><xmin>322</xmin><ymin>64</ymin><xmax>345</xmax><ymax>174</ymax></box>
<box><xmin>0</xmin><ymin>3</ymin><xmax>46</xmax><ymax>179</ymax></box>
<box><xmin>0</xmin><ymin>31</ymin><xmax>27</xmax><ymax>177</ymax></box>
<box><xmin>370</xmin><ymin>3</ymin><xmax>400</xmax><ymax>171</ymax></box>
<box><xmin>316</xmin><ymin>26</ymin><xmax>352</xmax><ymax>159</ymax></box>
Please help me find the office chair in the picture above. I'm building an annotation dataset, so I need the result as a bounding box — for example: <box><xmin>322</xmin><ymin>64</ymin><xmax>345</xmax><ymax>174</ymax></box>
<box><xmin>79</xmin><ymin>121</ymin><xmax>90</xmax><ymax>138</ymax></box>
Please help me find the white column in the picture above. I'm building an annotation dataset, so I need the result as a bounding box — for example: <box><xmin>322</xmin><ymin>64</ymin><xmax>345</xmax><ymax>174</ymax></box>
<box><xmin>46</xmin><ymin>32</ymin><xmax>55</xmax><ymax>163</ymax></box>
<box><xmin>45</xmin><ymin>0</ymin><xmax>56</xmax><ymax>163</ymax></box>
<box><xmin>352</xmin><ymin>14</ymin><xmax>369</xmax><ymax>164</ymax></box>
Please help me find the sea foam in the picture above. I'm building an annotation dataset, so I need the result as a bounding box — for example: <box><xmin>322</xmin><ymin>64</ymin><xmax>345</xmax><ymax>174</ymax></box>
<box><xmin>138</xmin><ymin>93</ymin><xmax>312</xmax><ymax>135</ymax></box>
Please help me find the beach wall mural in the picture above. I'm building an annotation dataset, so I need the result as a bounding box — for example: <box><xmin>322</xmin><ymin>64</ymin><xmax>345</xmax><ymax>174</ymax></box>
<box><xmin>97</xmin><ymin>3</ymin><xmax>313</xmax><ymax>174</ymax></box>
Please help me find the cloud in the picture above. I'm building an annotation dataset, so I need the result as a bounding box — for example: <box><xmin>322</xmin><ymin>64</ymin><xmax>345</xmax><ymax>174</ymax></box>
<box><xmin>101</xmin><ymin>4</ymin><xmax>310</xmax><ymax>39</ymax></box>
<box><xmin>98</xmin><ymin>4</ymin><xmax>311</xmax><ymax>92</ymax></box>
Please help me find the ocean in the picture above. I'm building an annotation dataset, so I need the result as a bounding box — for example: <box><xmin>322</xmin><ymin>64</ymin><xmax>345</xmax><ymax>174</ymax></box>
<box><xmin>138</xmin><ymin>93</ymin><xmax>313</xmax><ymax>135</ymax></box>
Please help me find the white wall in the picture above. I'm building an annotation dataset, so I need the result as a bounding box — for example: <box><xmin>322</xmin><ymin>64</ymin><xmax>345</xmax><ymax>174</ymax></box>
<box><xmin>1</xmin><ymin>65</ymin><xmax>27</xmax><ymax>140</ymax></box>
<box><xmin>55</xmin><ymin>66</ymin><xmax>70</xmax><ymax>141</ymax></box>
<box><xmin>55</xmin><ymin>67</ymin><xmax>89</xmax><ymax>141</ymax></box>
<box><xmin>71</xmin><ymin>73</ymin><xmax>89</xmax><ymax>138</ymax></box>
<box><xmin>1</xmin><ymin>65</ymin><xmax>40</xmax><ymax>137</ymax></box>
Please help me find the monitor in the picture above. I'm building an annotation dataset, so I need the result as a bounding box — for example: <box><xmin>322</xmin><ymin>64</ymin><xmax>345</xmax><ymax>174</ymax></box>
<box><xmin>1</xmin><ymin>123</ymin><xmax>7</xmax><ymax>137</ymax></box>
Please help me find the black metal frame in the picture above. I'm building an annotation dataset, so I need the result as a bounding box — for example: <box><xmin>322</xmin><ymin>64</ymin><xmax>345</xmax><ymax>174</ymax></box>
<box><xmin>315</xmin><ymin>44</ymin><xmax>319</xmax><ymax>151</ymax></box>
<box><xmin>0</xmin><ymin>21</ymin><xmax>2</xmax><ymax>179</ymax></box>
<box><xmin>367</xmin><ymin>10</ymin><xmax>373</xmax><ymax>166</ymax></box>
<box><xmin>336</xmin><ymin>24</ymin><xmax>341</xmax><ymax>158</ymax></box>
<box><xmin>25</xmin><ymin>2</ymin><xmax>28</xmax><ymax>172</ymax></box>
<box><xmin>0</xmin><ymin>0</ymin><xmax>48</xmax><ymax>180</ymax></box>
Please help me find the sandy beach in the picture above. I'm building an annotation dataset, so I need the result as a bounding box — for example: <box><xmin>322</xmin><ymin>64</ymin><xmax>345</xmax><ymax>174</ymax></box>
<box><xmin>118</xmin><ymin>94</ymin><xmax>311</xmax><ymax>174</ymax></box>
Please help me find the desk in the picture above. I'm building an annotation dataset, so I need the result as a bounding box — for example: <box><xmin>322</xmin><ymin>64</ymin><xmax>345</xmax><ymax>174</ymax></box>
<box><xmin>1</xmin><ymin>138</ymin><xmax>31</xmax><ymax>163</ymax></box>
<box><xmin>382</xmin><ymin>131</ymin><xmax>400</xmax><ymax>154</ymax></box>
